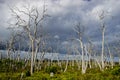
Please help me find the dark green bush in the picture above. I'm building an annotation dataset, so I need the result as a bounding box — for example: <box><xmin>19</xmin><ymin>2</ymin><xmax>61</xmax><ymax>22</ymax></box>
<box><xmin>25</xmin><ymin>70</ymin><xmax>31</xmax><ymax>76</ymax></box>
<box><xmin>110</xmin><ymin>67</ymin><xmax>120</xmax><ymax>75</ymax></box>
<box><xmin>41</xmin><ymin>76</ymin><xmax>47</xmax><ymax>80</ymax></box>
<box><xmin>45</xmin><ymin>66</ymin><xmax>60</xmax><ymax>74</ymax></box>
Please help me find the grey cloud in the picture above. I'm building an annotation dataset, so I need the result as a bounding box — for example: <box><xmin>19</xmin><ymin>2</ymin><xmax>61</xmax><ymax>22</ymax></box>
<box><xmin>0</xmin><ymin>0</ymin><xmax>120</xmax><ymax>47</ymax></box>
<box><xmin>0</xmin><ymin>0</ymin><xmax>5</xmax><ymax>4</ymax></box>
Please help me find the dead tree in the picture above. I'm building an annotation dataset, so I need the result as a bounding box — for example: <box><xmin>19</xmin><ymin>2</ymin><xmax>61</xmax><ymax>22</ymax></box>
<box><xmin>99</xmin><ymin>10</ymin><xmax>106</xmax><ymax>71</ymax></box>
<box><xmin>6</xmin><ymin>27</ymin><xmax>19</xmax><ymax>60</ymax></box>
<box><xmin>73</xmin><ymin>22</ymin><xmax>88</xmax><ymax>74</ymax></box>
<box><xmin>64</xmin><ymin>42</ymin><xmax>71</xmax><ymax>72</ymax></box>
<box><xmin>9</xmin><ymin>2</ymin><xmax>48</xmax><ymax>74</ymax></box>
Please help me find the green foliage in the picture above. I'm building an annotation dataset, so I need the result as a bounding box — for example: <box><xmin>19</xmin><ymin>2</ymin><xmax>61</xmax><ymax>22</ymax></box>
<box><xmin>1</xmin><ymin>59</ymin><xmax>120</xmax><ymax>80</ymax></box>
<box><xmin>110</xmin><ymin>66</ymin><xmax>120</xmax><ymax>75</ymax></box>
<box><xmin>86</xmin><ymin>68</ymin><xmax>101</xmax><ymax>73</ymax></box>
<box><xmin>0</xmin><ymin>73</ymin><xmax>21</xmax><ymax>80</ymax></box>
<box><xmin>0</xmin><ymin>59</ymin><xmax>25</xmax><ymax>73</ymax></box>
<box><xmin>25</xmin><ymin>70</ymin><xmax>31</xmax><ymax>76</ymax></box>
<box><xmin>45</xmin><ymin>66</ymin><xmax>60</xmax><ymax>74</ymax></box>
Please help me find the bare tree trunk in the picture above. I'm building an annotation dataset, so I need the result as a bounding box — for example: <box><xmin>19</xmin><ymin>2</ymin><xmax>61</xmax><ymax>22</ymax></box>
<box><xmin>80</xmin><ymin>39</ymin><xmax>86</xmax><ymax>74</ymax></box>
<box><xmin>7</xmin><ymin>49</ymin><xmax>10</xmax><ymax>59</ymax></box>
<box><xmin>107</xmin><ymin>45</ymin><xmax>114</xmax><ymax>68</ymax></box>
<box><xmin>119</xmin><ymin>58</ymin><xmax>120</xmax><ymax>65</ymax></box>
<box><xmin>72</xmin><ymin>60</ymin><xmax>74</xmax><ymax>67</ymax></box>
<box><xmin>57</xmin><ymin>54</ymin><xmax>62</xmax><ymax>71</ymax></box>
<box><xmin>38</xmin><ymin>51</ymin><xmax>46</xmax><ymax>70</ymax></box>
<box><xmin>75</xmin><ymin>47</ymin><xmax>81</xmax><ymax>70</ymax></box>
<box><xmin>87</xmin><ymin>43</ymin><xmax>93</xmax><ymax>69</ymax></box>
<box><xmin>17</xmin><ymin>42</ymin><xmax>21</xmax><ymax>62</ymax></box>
<box><xmin>95</xmin><ymin>56</ymin><xmax>102</xmax><ymax>70</ymax></box>
<box><xmin>64</xmin><ymin>55</ymin><xmax>69</xmax><ymax>72</ymax></box>
<box><xmin>0</xmin><ymin>52</ymin><xmax>1</xmax><ymax>59</ymax></box>
<box><xmin>101</xmin><ymin>27</ymin><xmax>105</xmax><ymax>70</ymax></box>
<box><xmin>31</xmin><ymin>40</ymin><xmax>35</xmax><ymax>75</ymax></box>
<box><xmin>98</xmin><ymin>10</ymin><xmax>106</xmax><ymax>71</ymax></box>
<box><xmin>82</xmin><ymin>45</ymin><xmax>88</xmax><ymax>74</ymax></box>
<box><xmin>34</xmin><ymin>41</ymin><xmax>40</xmax><ymax>70</ymax></box>
<box><xmin>77</xmin><ymin>60</ymin><xmax>81</xmax><ymax>70</ymax></box>
<box><xmin>88</xmin><ymin>54</ymin><xmax>92</xmax><ymax>68</ymax></box>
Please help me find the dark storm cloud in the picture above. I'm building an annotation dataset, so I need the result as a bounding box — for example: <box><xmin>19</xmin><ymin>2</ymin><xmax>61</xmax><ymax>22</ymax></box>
<box><xmin>0</xmin><ymin>0</ymin><xmax>5</xmax><ymax>3</ymax></box>
<box><xmin>0</xmin><ymin>0</ymin><xmax>120</xmax><ymax>46</ymax></box>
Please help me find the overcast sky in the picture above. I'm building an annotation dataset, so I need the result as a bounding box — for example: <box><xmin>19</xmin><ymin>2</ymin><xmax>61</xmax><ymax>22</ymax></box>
<box><xmin>0</xmin><ymin>0</ymin><xmax>120</xmax><ymax>46</ymax></box>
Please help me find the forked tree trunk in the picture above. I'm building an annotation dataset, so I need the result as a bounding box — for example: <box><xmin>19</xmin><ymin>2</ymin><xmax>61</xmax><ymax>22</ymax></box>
<box><xmin>80</xmin><ymin>39</ymin><xmax>86</xmax><ymax>74</ymax></box>
<box><xmin>95</xmin><ymin>56</ymin><xmax>102</xmax><ymax>70</ymax></box>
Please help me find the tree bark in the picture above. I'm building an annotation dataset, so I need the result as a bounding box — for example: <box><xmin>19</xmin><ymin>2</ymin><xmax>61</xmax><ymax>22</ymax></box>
<box><xmin>101</xmin><ymin>27</ymin><xmax>105</xmax><ymax>70</ymax></box>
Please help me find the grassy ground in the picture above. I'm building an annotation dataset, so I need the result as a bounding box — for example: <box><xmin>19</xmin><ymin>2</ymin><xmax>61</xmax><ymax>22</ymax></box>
<box><xmin>24</xmin><ymin>68</ymin><xmax>120</xmax><ymax>80</ymax></box>
<box><xmin>0</xmin><ymin>59</ymin><xmax>120</xmax><ymax>80</ymax></box>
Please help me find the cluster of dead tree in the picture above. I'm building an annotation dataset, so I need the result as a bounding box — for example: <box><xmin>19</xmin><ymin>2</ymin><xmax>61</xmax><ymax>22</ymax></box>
<box><xmin>1</xmin><ymin>2</ymin><xmax>119</xmax><ymax>75</ymax></box>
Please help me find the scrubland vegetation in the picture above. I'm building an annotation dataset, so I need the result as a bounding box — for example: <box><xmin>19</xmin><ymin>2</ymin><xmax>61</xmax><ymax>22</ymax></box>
<box><xmin>0</xmin><ymin>59</ymin><xmax>120</xmax><ymax>80</ymax></box>
<box><xmin>0</xmin><ymin>0</ymin><xmax>120</xmax><ymax>80</ymax></box>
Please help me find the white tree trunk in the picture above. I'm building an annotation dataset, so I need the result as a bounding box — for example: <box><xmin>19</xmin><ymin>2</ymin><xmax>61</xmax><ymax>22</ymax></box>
<box><xmin>119</xmin><ymin>58</ymin><xmax>120</xmax><ymax>65</ymax></box>
<box><xmin>108</xmin><ymin>46</ymin><xmax>114</xmax><ymax>68</ymax></box>
<box><xmin>0</xmin><ymin>52</ymin><xmax>1</xmax><ymax>59</ymax></box>
<box><xmin>30</xmin><ymin>40</ymin><xmax>35</xmax><ymax>75</ymax></box>
<box><xmin>101</xmin><ymin>27</ymin><xmax>105</xmax><ymax>70</ymax></box>
<box><xmin>88</xmin><ymin>54</ymin><xmax>92</xmax><ymax>68</ymax></box>
<box><xmin>80</xmin><ymin>40</ymin><xmax>88</xmax><ymax>74</ymax></box>
<box><xmin>95</xmin><ymin>56</ymin><xmax>102</xmax><ymax>70</ymax></box>
<box><xmin>64</xmin><ymin>56</ymin><xmax>69</xmax><ymax>72</ymax></box>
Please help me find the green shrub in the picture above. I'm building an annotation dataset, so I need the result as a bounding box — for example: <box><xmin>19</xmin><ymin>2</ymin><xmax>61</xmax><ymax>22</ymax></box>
<box><xmin>110</xmin><ymin>67</ymin><xmax>120</xmax><ymax>75</ymax></box>
<box><xmin>25</xmin><ymin>70</ymin><xmax>31</xmax><ymax>76</ymax></box>
<box><xmin>45</xmin><ymin>66</ymin><xmax>60</xmax><ymax>74</ymax></box>
<box><xmin>41</xmin><ymin>76</ymin><xmax>47</xmax><ymax>80</ymax></box>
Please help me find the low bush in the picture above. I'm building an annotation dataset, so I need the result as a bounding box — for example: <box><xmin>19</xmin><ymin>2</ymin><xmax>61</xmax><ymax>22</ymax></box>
<box><xmin>45</xmin><ymin>66</ymin><xmax>60</xmax><ymax>74</ymax></box>
<box><xmin>25</xmin><ymin>70</ymin><xmax>31</xmax><ymax>76</ymax></box>
<box><xmin>110</xmin><ymin>67</ymin><xmax>120</xmax><ymax>75</ymax></box>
